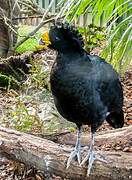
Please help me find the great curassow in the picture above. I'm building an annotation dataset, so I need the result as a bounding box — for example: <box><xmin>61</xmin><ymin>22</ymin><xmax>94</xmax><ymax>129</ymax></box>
<box><xmin>39</xmin><ymin>23</ymin><xmax>124</xmax><ymax>176</ymax></box>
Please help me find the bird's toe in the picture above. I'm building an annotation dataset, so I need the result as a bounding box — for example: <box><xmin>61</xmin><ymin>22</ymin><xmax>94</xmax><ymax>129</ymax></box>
<box><xmin>80</xmin><ymin>154</ymin><xmax>89</xmax><ymax>166</ymax></box>
<box><xmin>81</xmin><ymin>150</ymin><xmax>108</xmax><ymax>176</ymax></box>
<box><xmin>95</xmin><ymin>153</ymin><xmax>108</xmax><ymax>163</ymax></box>
<box><xmin>66</xmin><ymin>148</ymin><xmax>81</xmax><ymax>169</ymax></box>
<box><xmin>87</xmin><ymin>151</ymin><xmax>95</xmax><ymax>176</ymax></box>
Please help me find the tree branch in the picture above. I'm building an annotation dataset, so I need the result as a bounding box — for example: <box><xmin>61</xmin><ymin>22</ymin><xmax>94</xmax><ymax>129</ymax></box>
<box><xmin>14</xmin><ymin>16</ymin><xmax>63</xmax><ymax>49</ymax></box>
<box><xmin>14</xmin><ymin>0</ymin><xmax>61</xmax><ymax>49</ymax></box>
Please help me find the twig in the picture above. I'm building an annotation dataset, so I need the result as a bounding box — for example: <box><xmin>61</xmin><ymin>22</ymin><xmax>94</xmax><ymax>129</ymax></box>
<box><xmin>14</xmin><ymin>17</ymin><xmax>53</xmax><ymax>49</ymax></box>
<box><xmin>3</xmin><ymin>15</ymin><xmax>18</xmax><ymax>35</ymax></box>
<box><xmin>15</xmin><ymin>0</ymin><xmax>62</xmax><ymax>49</ymax></box>
<box><xmin>18</xmin><ymin>1</ymin><xmax>38</xmax><ymax>14</ymax></box>
<box><xmin>41</xmin><ymin>0</ymin><xmax>55</xmax><ymax>22</ymax></box>
<box><xmin>12</xmin><ymin>0</ymin><xmax>20</xmax><ymax>18</ymax></box>
<box><xmin>12</xmin><ymin>14</ymin><xmax>55</xmax><ymax>20</ymax></box>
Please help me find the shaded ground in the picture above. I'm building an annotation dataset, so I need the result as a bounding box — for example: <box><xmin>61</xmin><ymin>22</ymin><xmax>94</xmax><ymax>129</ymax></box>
<box><xmin>0</xmin><ymin>50</ymin><xmax>131</xmax><ymax>179</ymax></box>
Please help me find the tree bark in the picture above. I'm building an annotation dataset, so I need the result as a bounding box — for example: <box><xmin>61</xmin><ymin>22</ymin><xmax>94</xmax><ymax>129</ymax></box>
<box><xmin>0</xmin><ymin>0</ymin><xmax>19</xmax><ymax>57</ymax></box>
<box><xmin>0</xmin><ymin>126</ymin><xmax>132</xmax><ymax>180</ymax></box>
<box><xmin>50</xmin><ymin>125</ymin><xmax>132</xmax><ymax>148</ymax></box>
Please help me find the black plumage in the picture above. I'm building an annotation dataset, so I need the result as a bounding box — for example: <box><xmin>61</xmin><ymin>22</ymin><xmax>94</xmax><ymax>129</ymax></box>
<box><xmin>39</xmin><ymin>23</ymin><xmax>124</xmax><ymax>176</ymax></box>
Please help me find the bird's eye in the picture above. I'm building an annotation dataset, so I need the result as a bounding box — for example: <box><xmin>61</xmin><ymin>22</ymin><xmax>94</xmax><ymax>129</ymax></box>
<box><xmin>55</xmin><ymin>36</ymin><xmax>60</xmax><ymax>40</ymax></box>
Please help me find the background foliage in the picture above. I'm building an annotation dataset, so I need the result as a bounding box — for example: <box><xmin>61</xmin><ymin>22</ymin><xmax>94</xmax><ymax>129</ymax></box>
<box><xmin>60</xmin><ymin>0</ymin><xmax>132</xmax><ymax>73</ymax></box>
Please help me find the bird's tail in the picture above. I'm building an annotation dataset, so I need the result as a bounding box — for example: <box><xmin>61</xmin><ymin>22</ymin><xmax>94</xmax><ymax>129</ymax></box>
<box><xmin>106</xmin><ymin>110</ymin><xmax>124</xmax><ymax>128</ymax></box>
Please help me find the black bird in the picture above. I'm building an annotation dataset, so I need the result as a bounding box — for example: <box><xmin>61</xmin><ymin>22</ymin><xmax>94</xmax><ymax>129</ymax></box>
<box><xmin>39</xmin><ymin>23</ymin><xmax>124</xmax><ymax>176</ymax></box>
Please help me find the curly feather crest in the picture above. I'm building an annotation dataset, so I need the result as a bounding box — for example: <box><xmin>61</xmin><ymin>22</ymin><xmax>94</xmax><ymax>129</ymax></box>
<box><xmin>53</xmin><ymin>21</ymin><xmax>84</xmax><ymax>48</ymax></box>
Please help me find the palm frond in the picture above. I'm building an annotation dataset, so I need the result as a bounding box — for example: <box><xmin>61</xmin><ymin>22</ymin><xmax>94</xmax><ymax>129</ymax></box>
<box><xmin>61</xmin><ymin>0</ymin><xmax>132</xmax><ymax>73</ymax></box>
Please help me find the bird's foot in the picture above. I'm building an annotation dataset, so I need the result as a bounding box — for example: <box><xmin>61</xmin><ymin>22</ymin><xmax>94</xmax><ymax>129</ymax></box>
<box><xmin>66</xmin><ymin>147</ymin><xmax>81</xmax><ymax>169</ymax></box>
<box><xmin>81</xmin><ymin>151</ymin><xmax>107</xmax><ymax>176</ymax></box>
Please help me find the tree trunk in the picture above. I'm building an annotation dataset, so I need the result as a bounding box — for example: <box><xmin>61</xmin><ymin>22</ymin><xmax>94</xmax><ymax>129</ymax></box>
<box><xmin>0</xmin><ymin>19</ymin><xmax>9</xmax><ymax>57</ymax></box>
<box><xmin>0</xmin><ymin>126</ymin><xmax>131</xmax><ymax>180</ymax></box>
<box><xmin>0</xmin><ymin>0</ymin><xmax>19</xmax><ymax>57</ymax></box>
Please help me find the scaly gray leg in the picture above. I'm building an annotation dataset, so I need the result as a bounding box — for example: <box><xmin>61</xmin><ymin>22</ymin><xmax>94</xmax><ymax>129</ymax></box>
<box><xmin>66</xmin><ymin>126</ymin><xmax>82</xmax><ymax>169</ymax></box>
<box><xmin>81</xmin><ymin>132</ymin><xmax>107</xmax><ymax>176</ymax></box>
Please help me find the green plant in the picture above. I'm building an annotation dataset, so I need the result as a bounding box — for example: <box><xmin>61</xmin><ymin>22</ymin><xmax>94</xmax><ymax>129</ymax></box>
<box><xmin>61</xmin><ymin>0</ymin><xmax>132</xmax><ymax>73</ymax></box>
<box><xmin>78</xmin><ymin>24</ymin><xmax>106</xmax><ymax>52</ymax></box>
<box><xmin>10</xmin><ymin>97</ymin><xmax>40</xmax><ymax>132</ymax></box>
<box><xmin>16</xmin><ymin>25</ymin><xmax>43</xmax><ymax>53</ymax></box>
<box><xmin>0</xmin><ymin>74</ymin><xmax>20</xmax><ymax>90</ymax></box>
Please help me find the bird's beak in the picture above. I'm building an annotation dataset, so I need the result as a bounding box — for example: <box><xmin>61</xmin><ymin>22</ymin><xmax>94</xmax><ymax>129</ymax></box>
<box><xmin>38</xmin><ymin>32</ymin><xmax>51</xmax><ymax>49</ymax></box>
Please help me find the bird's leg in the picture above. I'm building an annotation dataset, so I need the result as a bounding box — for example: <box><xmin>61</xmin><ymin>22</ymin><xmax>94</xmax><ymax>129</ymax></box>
<box><xmin>81</xmin><ymin>132</ymin><xmax>107</xmax><ymax>176</ymax></box>
<box><xmin>81</xmin><ymin>132</ymin><xmax>95</xmax><ymax>176</ymax></box>
<box><xmin>66</xmin><ymin>126</ymin><xmax>82</xmax><ymax>169</ymax></box>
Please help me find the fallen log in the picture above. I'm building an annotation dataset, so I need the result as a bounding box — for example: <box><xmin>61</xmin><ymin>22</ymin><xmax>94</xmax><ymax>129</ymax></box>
<box><xmin>33</xmin><ymin>125</ymin><xmax>132</xmax><ymax>152</ymax></box>
<box><xmin>35</xmin><ymin>125</ymin><xmax>132</xmax><ymax>151</ymax></box>
<box><xmin>0</xmin><ymin>126</ymin><xmax>132</xmax><ymax>180</ymax></box>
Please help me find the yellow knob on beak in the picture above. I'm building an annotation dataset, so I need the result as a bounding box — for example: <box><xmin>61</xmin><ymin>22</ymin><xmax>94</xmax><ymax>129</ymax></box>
<box><xmin>38</xmin><ymin>32</ymin><xmax>51</xmax><ymax>49</ymax></box>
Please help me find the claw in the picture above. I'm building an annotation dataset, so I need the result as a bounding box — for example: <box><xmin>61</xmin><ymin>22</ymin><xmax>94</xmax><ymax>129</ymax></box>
<box><xmin>66</xmin><ymin>148</ymin><xmax>81</xmax><ymax>169</ymax></box>
<box><xmin>77</xmin><ymin>151</ymin><xmax>81</xmax><ymax>165</ymax></box>
<box><xmin>81</xmin><ymin>150</ymin><xmax>107</xmax><ymax>176</ymax></box>
<box><xmin>87</xmin><ymin>151</ymin><xmax>95</xmax><ymax>176</ymax></box>
<box><xmin>80</xmin><ymin>154</ymin><xmax>89</xmax><ymax>166</ymax></box>
<box><xmin>81</xmin><ymin>132</ymin><xmax>107</xmax><ymax>176</ymax></box>
<box><xmin>96</xmin><ymin>154</ymin><xmax>107</xmax><ymax>163</ymax></box>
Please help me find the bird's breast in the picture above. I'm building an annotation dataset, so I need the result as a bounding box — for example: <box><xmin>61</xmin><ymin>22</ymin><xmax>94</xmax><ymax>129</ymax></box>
<box><xmin>50</xmin><ymin>62</ymin><xmax>101</xmax><ymax>125</ymax></box>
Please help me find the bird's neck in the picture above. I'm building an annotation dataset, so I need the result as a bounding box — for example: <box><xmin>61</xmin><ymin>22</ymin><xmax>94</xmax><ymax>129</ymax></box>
<box><xmin>56</xmin><ymin>51</ymin><xmax>84</xmax><ymax>64</ymax></box>
<box><xmin>57</xmin><ymin>44</ymin><xmax>85</xmax><ymax>55</ymax></box>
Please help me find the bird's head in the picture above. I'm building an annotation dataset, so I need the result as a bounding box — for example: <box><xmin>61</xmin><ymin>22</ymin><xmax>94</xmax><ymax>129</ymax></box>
<box><xmin>39</xmin><ymin>22</ymin><xmax>84</xmax><ymax>53</ymax></box>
